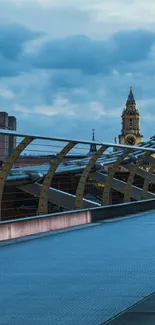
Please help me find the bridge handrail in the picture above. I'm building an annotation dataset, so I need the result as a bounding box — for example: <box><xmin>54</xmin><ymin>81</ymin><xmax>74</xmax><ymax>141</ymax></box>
<box><xmin>0</xmin><ymin>129</ymin><xmax>155</xmax><ymax>152</ymax></box>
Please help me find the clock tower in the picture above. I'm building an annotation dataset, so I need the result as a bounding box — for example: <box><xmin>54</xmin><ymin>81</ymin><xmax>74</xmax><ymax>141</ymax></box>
<box><xmin>119</xmin><ymin>87</ymin><xmax>143</xmax><ymax>146</ymax></box>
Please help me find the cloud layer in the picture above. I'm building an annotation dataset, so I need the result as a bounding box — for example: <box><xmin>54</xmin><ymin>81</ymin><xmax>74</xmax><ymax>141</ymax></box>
<box><xmin>0</xmin><ymin>1</ymin><xmax>155</xmax><ymax>143</ymax></box>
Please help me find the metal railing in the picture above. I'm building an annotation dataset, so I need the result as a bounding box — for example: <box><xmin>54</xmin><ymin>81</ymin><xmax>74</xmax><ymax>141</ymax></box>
<box><xmin>0</xmin><ymin>129</ymin><xmax>155</xmax><ymax>222</ymax></box>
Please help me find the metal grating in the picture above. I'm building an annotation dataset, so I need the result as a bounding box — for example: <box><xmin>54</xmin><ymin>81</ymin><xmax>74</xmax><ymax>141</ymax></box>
<box><xmin>1</xmin><ymin>211</ymin><xmax>155</xmax><ymax>324</ymax></box>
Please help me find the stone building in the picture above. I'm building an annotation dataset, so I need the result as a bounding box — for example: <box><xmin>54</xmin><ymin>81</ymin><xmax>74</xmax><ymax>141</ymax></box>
<box><xmin>0</xmin><ymin>112</ymin><xmax>16</xmax><ymax>162</ymax></box>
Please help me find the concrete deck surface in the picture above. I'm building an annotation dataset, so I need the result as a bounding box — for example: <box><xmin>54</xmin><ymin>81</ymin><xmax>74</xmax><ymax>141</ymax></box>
<box><xmin>0</xmin><ymin>211</ymin><xmax>155</xmax><ymax>325</ymax></box>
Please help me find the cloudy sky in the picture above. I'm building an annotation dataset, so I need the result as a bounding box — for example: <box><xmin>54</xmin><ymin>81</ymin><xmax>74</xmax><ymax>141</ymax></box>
<box><xmin>0</xmin><ymin>0</ymin><xmax>155</xmax><ymax>142</ymax></box>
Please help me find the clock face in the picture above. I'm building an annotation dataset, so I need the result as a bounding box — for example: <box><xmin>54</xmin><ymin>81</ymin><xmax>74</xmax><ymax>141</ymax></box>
<box><xmin>125</xmin><ymin>135</ymin><xmax>136</xmax><ymax>146</ymax></box>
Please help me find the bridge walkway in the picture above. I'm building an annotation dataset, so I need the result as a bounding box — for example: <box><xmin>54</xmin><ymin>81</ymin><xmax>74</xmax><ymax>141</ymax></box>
<box><xmin>0</xmin><ymin>211</ymin><xmax>155</xmax><ymax>324</ymax></box>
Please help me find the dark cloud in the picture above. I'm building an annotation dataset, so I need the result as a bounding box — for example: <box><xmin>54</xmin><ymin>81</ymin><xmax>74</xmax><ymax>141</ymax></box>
<box><xmin>0</xmin><ymin>54</ymin><xmax>18</xmax><ymax>77</ymax></box>
<box><xmin>0</xmin><ymin>23</ymin><xmax>42</xmax><ymax>77</ymax></box>
<box><xmin>1</xmin><ymin>23</ymin><xmax>155</xmax><ymax>141</ymax></box>
<box><xmin>0</xmin><ymin>23</ymin><xmax>155</xmax><ymax>79</ymax></box>
<box><xmin>32</xmin><ymin>35</ymin><xmax>105</xmax><ymax>73</ymax></box>
<box><xmin>0</xmin><ymin>23</ymin><xmax>40</xmax><ymax>59</ymax></box>
<box><xmin>0</xmin><ymin>24</ymin><xmax>39</xmax><ymax>59</ymax></box>
<box><xmin>113</xmin><ymin>30</ymin><xmax>155</xmax><ymax>62</ymax></box>
<box><xmin>32</xmin><ymin>30</ymin><xmax>155</xmax><ymax>75</ymax></box>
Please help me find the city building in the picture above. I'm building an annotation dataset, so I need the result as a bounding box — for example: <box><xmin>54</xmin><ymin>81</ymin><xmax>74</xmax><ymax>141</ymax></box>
<box><xmin>8</xmin><ymin>116</ymin><xmax>16</xmax><ymax>156</ymax></box>
<box><xmin>118</xmin><ymin>87</ymin><xmax>143</xmax><ymax>145</ymax></box>
<box><xmin>0</xmin><ymin>112</ymin><xmax>16</xmax><ymax>162</ymax></box>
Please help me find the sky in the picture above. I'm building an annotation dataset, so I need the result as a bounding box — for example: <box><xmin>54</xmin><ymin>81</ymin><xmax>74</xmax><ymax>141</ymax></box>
<box><xmin>0</xmin><ymin>0</ymin><xmax>155</xmax><ymax>143</ymax></box>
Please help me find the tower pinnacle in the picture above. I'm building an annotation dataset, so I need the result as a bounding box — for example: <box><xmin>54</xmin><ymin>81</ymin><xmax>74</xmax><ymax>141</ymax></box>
<box><xmin>88</xmin><ymin>128</ymin><xmax>97</xmax><ymax>156</ymax></box>
<box><xmin>125</xmin><ymin>86</ymin><xmax>139</xmax><ymax>115</ymax></box>
<box><xmin>126</xmin><ymin>86</ymin><xmax>135</xmax><ymax>104</ymax></box>
<box><xmin>92</xmin><ymin>128</ymin><xmax>95</xmax><ymax>141</ymax></box>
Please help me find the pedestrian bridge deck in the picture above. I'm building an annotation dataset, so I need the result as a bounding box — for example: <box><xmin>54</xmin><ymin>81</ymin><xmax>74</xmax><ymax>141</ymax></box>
<box><xmin>1</xmin><ymin>211</ymin><xmax>155</xmax><ymax>325</ymax></box>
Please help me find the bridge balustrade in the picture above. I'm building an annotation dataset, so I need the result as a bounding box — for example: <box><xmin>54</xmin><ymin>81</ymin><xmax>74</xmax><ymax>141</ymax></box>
<box><xmin>0</xmin><ymin>129</ymin><xmax>155</xmax><ymax>222</ymax></box>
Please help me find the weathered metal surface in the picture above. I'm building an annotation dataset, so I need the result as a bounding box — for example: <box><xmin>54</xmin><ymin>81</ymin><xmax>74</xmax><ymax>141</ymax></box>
<box><xmin>141</xmin><ymin>156</ymin><xmax>155</xmax><ymax>200</ymax></box>
<box><xmin>90</xmin><ymin>171</ymin><xmax>155</xmax><ymax>200</ymax></box>
<box><xmin>37</xmin><ymin>141</ymin><xmax>76</xmax><ymax>215</ymax></box>
<box><xmin>19</xmin><ymin>183</ymin><xmax>100</xmax><ymax>209</ymax></box>
<box><xmin>75</xmin><ymin>145</ymin><xmax>108</xmax><ymax>209</ymax></box>
<box><xmin>102</xmin><ymin>149</ymin><xmax>132</xmax><ymax>205</ymax></box>
<box><xmin>0</xmin><ymin>137</ymin><xmax>33</xmax><ymax>220</ymax></box>
<box><xmin>124</xmin><ymin>151</ymin><xmax>152</xmax><ymax>202</ymax></box>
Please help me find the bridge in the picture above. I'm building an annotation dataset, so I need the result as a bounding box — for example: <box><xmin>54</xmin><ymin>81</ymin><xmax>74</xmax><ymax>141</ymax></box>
<box><xmin>1</xmin><ymin>129</ymin><xmax>155</xmax><ymax>324</ymax></box>
<box><xmin>1</xmin><ymin>129</ymin><xmax>155</xmax><ymax>218</ymax></box>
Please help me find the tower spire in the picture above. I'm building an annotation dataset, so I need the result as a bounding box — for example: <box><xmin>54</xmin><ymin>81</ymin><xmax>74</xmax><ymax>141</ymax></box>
<box><xmin>88</xmin><ymin>128</ymin><xmax>97</xmax><ymax>156</ymax></box>
<box><xmin>126</xmin><ymin>86</ymin><xmax>135</xmax><ymax>104</ymax></box>
<box><xmin>118</xmin><ymin>87</ymin><xmax>143</xmax><ymax>146</ymax></box>
<box><xmin>92</xmin><ymin>128</ymin><xmax>95</xmax><ymax>141</ymax></box>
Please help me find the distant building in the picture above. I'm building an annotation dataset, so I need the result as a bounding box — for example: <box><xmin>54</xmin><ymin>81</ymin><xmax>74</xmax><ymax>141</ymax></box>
<box><xmin>0</xmin><ymin>112</ymin><xmax>16</xmax><ymax>162</ymax></box>
<box><xmin>88</xmin><ymin>129</ymin><xmax>97</xmax><ymax>156</ymax></box>
<box><xmin>118</xmin><ymin>87</ymin><xmax>143</xmax><ymax>146</ymax></box>
<box><xmin>8</xmin><ymin>116</ymin><xmax>16</xmax><ymax>156</ymax></box>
